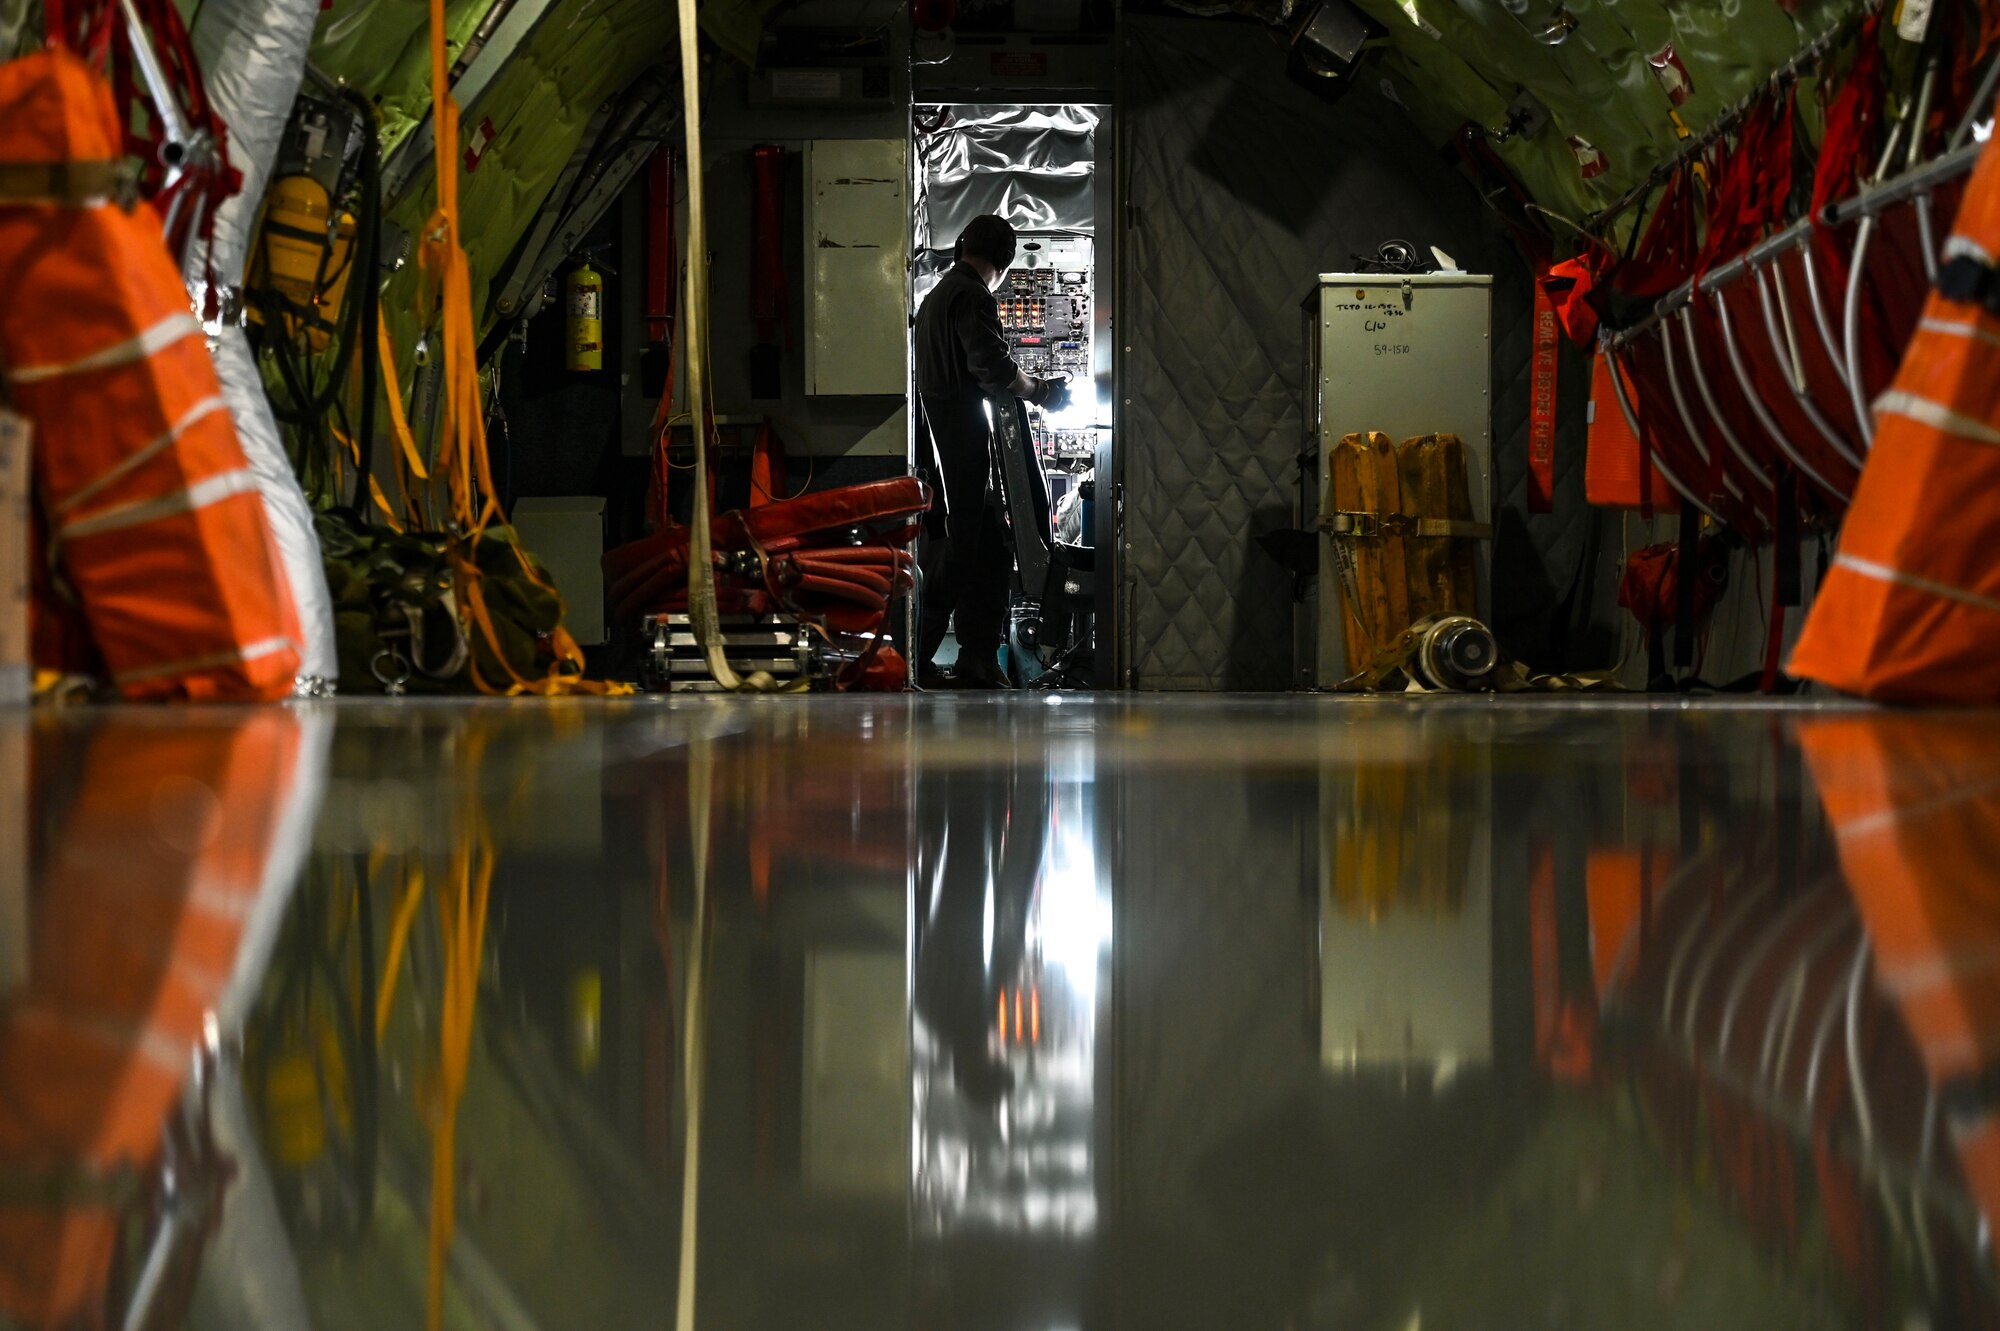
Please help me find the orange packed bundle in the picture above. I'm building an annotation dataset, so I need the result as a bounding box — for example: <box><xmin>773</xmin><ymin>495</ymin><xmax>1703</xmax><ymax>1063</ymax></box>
<box><xmin>1790</xmin><ymin>119</ymin><xmax>2000</xmax><ymax>703</ymax></box>
<box><xmin>0</xmin><ymin>50</ymin><xmax>300</xmax><ymax>700</ymax></box>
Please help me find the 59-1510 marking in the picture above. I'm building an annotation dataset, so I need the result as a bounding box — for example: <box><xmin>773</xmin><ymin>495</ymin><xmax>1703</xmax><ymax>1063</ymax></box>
<box><xmin>1374</xmin><ymin>343</ymin><xmax>1411</xmax><ymax>356</ymax></box>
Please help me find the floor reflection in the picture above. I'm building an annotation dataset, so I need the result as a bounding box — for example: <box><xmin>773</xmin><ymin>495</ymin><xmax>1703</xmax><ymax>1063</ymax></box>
<box><xmin>912</xmin><ymin>736</ymin><xmax>1108</xmax><ymax>1331</ymax></box>
<box><xmin>1</xmin><ymin>699</ymin><xmax>1997</xmax><ymax>1329</ymax></box>
<box><xmin>913</xmin><ymin>741</ymin><xmax>1105</xmax><ymax>1235</ymax></box>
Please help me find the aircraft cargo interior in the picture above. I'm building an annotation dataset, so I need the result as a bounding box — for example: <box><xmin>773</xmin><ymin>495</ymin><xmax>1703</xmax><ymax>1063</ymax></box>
<box><xmin>4</xmin><ymin>0</ymin><xmax>2000</xmax><ymax>1324</ymax></box>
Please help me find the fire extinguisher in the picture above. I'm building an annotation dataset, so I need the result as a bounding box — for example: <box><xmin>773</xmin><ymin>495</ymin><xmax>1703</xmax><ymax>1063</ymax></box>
<box><xmin>565</xmin><ymin>256</ymin><xmax>605</xmax><ymax>372</ymax></box>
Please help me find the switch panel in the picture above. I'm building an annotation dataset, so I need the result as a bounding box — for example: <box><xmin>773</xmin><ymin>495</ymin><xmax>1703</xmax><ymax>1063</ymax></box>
<box><xmin>999</xmin><ymin>235</ymin><xmax>1094</xmax><ymax>472</ymax></box>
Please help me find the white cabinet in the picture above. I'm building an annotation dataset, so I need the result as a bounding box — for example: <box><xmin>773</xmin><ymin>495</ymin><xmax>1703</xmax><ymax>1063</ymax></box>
<box><xmin>1300</xmin><ymin>272</ymin><xmax>1494</xmax><ymax>687</ymax></box>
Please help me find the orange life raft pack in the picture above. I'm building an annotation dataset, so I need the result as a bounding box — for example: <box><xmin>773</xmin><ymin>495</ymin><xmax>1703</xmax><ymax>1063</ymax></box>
<box><xmin>0</xmin><ymin>50</ymin><xmax>300</xmax><ymax>700</ymax></box>
<box><xmin>1788</xmin><ymin>107</ymin><xmax>2000</xmax><ymax>703</ymax></box>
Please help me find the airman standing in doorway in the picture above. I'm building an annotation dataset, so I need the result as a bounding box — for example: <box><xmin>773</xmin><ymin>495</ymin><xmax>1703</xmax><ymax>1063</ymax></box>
<box><xmin>913</xmin><ymin>214</ymin><xmax>1070</xmax><ymax>689</ymax></box>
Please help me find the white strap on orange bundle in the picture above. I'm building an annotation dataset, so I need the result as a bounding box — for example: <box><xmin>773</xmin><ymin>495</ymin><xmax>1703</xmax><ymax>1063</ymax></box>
<box><xmin>59</xmin><ymin>466</ymin><xmax>261</xmax><ymax>541</ymax></box>
<box><xmin>60</xmin><ymin>394</ymin><xmax>227</xmax><ymax>513</ymax></box>
<box><xmin>4</xmin><ymin>313</ymin><xmax>201</xmax><ymax>384</ymax></box>
<box><xmin>111</xmin><ymin>635</ymin><xmax>299</xmax><ymax>687</ymax></box>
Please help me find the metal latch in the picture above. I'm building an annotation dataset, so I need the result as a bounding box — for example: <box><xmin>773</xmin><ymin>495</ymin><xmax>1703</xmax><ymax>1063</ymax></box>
<box><xmin>1401</xmin><ymin>277</ymin><xmax>1414</xmax><ymax>310</ymax></box>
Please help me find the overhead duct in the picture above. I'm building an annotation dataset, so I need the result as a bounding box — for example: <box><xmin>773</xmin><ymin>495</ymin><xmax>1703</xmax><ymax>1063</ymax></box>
<box><xmin>185</xmin><ymin>0</ymin><xmax>340</xmax><ymax>692</ymax></box>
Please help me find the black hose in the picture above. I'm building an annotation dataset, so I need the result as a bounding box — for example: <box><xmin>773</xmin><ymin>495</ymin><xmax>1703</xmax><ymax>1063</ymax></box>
<box><xmin>267</xmin><ymin>329</ymin><xmax>321</xmax><ymax>472</ymax></box>
<box><xmin>263</xmin><ymin>269</ymin><xmax>363</xmax><ymax>426</ymax></box>
<box><xmin>341</xmin><ymin>88</ymin><xmax>381</xmax><ymax>525</ymax></box>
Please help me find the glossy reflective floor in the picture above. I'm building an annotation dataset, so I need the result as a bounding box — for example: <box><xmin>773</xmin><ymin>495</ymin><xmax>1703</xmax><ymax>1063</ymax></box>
<box><xmin>4</xmin><ymin>696</ymin><xmax>1999</xmax><ymax>1330</ymax></box>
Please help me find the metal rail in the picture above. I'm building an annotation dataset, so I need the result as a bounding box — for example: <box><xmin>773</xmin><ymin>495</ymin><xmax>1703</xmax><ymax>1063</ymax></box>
<box><xmin>1757</xmin><ymin>264</ymin><xmax>1865</xmax><ymax>468</ymax></box>
<box><xmin>1714</xmin><ymin>878</ymin><xmax>1831</xmax><ymax>1058</ymax></box>
<box><xmin>1800</xmin><ymin>236</ymin><xmax>1854</xmax><ymax>395</ymax></box>
<box><xmin>1607</xmin><ymin>140</ymin><xmax>1984</xmax><ymax>350</ymax></box>
<box><xmin>1604</xmin><ymin>345</ymin><xmax>1723</xmax><ymax>522</ymax></box>
<box><xmin>1659</xmin><ymin>320</ymin><xmax>1751</xmax><ymax>504</ymax></box>
<box><xmin>1712</xmin><ymin>285</ymin><xmax>1849</xmax><ymax>499</ymax></box>
<box><xmin>117</xmin><ymin>0</ymin><xmax>218</xmax><ymax>249</ymax></box>
<box><xmin>1839</xmin><ymin>115</ymin><xmax>1918</xmax><ymax>443</ymax></box>
<box><xmin>1677</xmin><ymin>305</ymin><xmax>1774</xmax><ymax>495</ymax></box>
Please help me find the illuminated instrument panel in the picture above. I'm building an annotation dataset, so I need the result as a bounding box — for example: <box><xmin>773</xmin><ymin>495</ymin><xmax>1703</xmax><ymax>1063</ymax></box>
<box><xmin>1000</xmin><ymin>236</ymin><xmax>1096</xmax><ymax>470</ymax></box>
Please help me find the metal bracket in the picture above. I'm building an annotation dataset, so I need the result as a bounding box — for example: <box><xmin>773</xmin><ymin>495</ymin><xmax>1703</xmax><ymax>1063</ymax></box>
<box><xmin>1319</xmin><ymin>510</ymin><xmax>1492</xmax><ymax>540</ymax></box>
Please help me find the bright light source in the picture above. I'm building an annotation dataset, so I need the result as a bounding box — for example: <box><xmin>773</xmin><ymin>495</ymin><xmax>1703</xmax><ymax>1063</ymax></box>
<box><xmin>1033</xmin><ymin>815</ymin><xmax>1109</xmax><ymax>1009</ymax></box>
<box><xmin>1039</xmin><ymin>388</ymin><xmax>1104</xmax><ymax>430</ymax></box>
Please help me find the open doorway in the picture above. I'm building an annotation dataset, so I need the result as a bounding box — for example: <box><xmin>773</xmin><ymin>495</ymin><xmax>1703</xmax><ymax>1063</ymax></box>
<box><xmin>911</xmin><ymin>103</ymin><xmax>1111</xmax><ymax>688</ymax></box>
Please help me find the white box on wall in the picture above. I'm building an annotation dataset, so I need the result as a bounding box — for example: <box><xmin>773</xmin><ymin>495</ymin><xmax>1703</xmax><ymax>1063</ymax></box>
<box><xmin>804</xmin><ymin>139</ymin><xmax>909</xmax><ymax>396</ymax></box>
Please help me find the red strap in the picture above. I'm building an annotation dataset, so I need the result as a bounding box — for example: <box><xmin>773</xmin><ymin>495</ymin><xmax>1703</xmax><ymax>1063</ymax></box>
<box><xmin>1695</xmin><ymin>102</ymin><xmax>1777</xmax><ymax>277</ymax></box>
<box><xmin>46</xmin><ymin>0</ymin><xmax>114</xmax><ymax>66</ymax></box>
<box><xmin>1974</xmin><ymin>0</ymin><xmax>2000</xmax><ymax>78</ymax></box>
<box><xmin>43</xmin><ymin>0</ymin><xmax>70</xmax><ymax>50</ymax></box>
<box><xmin>1811</xmin><ymin>15</ymin><xmax>1886</xmax><ymax>227</ymax></box>
<box><xmin>789</xmin><ymin>573</ymin><xmax>890</xmax><ymax>608</ymax></box>
<box><xmin>1608</xmin><ymin>350</ymin><xmax>1654</xmax><ymax>520</ymax></box>
<box><xmin>1528</xmin><ymin>279</ymin><xmax>1560</xmax><ymax>513</ymax></box>
<box><xmin>1759</xmin><ymin>478</ymin><xmax>1790</xmax><ymax>692</ymax></box>
<box><xmin>1757</xmin><ymin>87</ymin><xmax>1795</xmax><ymax>229</ymax></box>
<box><xmin>786</xmin><ymin>558</ymin><xmax>895</xmax><ymax>596</ymax></box>
<box><xmin>794</xmin><ymin>545</ymin><xmax>905</xmax><ymax>565</ymax></box>
<box><xmin>751</xmin><ymin>145</ymin><xmax>789</xmax><ymax>348</ymax></box>
<box><xmin>1618</xmin><ymin>168</ymin><xmax>1698</xmax><ymax>300</ymax></box>
<box><xmin>748</xmin><ymin>421</ymin><xmax>783</xmax><ymax>509</ymax></box>
<box><xmin>1541</xmin><ymin>248</ymin><xmax>1611</xmax><ymax>346</ymax></box>
<box><xmin>1807</xmin><ymin>22</ymin><xmax>1887</xmax><ymax>317</ymax></box>
<box><xmin>1695</xmin><ymin>135</ymin><xmax>1737</xmax><ymax>275</ymax></box>
<box><xmin>1761</xmin><ymin>572</ymin><xmax>1787</xmax><ymax>693</ymax></box>
<box><xmin>645</xmin><ymin>149</ymin><xmax>677</xmax><ymax>342</ymax></box>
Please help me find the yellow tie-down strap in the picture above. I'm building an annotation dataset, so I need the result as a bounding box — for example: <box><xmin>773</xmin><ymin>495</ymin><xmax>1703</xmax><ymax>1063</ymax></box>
<box><xmin>1319</xmin><ymin>510</ymin><xmax>1494</xmax><ymax>540</ymax></box>
<box><xmin>0</xmin><ymin>160</ymin><xmax>136</xmax><ymax>207</ymax></box>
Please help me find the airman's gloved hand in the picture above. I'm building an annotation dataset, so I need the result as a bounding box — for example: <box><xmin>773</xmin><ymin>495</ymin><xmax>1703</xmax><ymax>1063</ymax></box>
<box><xmin>1036</xmin><ymin>375</ymin><xmax>1072</xmax><ymax>412</ymax></box>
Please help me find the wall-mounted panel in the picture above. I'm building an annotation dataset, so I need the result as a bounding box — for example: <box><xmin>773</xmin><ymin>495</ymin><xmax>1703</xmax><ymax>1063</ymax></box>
<box><xmin>805</xmin><ymin>139</ymin><xmax>909</xmax><ymax>397</ymax></box>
